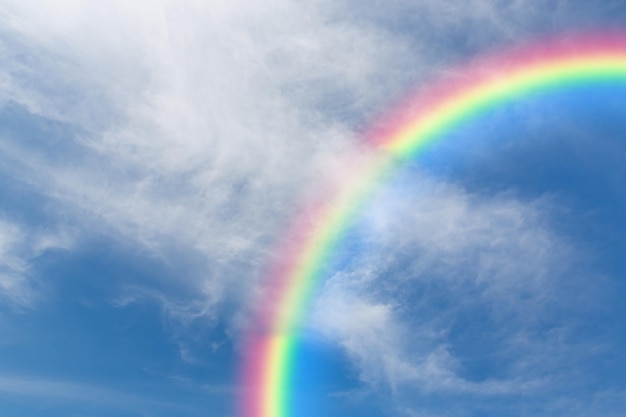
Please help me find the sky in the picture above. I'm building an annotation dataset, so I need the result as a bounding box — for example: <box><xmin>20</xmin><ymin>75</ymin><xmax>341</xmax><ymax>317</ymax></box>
<box><xmin>1</xmin><ymin>1</ymin><xmax>626</xmax><ymax>416</ymax></box>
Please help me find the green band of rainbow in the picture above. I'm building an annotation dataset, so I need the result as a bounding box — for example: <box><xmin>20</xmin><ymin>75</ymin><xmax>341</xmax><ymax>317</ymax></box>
<box><xmin>240</xmin><ymin>32</ymin><xmax>626</xmax><ymax>417</ymax></box>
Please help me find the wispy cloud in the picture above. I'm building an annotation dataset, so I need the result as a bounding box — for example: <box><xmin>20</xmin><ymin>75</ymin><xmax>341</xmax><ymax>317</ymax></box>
<box><xmin>0</xmin><ymin>374</ymin><xmax>209</xmax><ymax>415</ymax></box>
<box><xmin>0</xmin><ymin>217</ymin><xmax>74</xmax><ymax>308</ymax></box>
<box><xmin>310</xmin><ymin>176</ymin><xmax>604</xmax><ymax>413</ymax></box>
<box><xmin>112</xmin><ymin>283</ymin><xmax>222</xmax><ymax>363</ymax></box>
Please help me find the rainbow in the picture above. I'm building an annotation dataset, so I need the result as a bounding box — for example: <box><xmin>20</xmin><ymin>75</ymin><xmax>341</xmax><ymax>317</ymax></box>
<box><xmin>239</xmin><ymin>32</ymin><xmax>626</xmax><ymax>417</ymax></box>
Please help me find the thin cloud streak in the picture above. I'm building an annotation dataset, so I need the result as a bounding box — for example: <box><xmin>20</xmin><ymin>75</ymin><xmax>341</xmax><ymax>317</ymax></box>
<box><xmin>0</xmin><ymin>374</ymin><xmax>209</xmax><ymax>414</ymax></box>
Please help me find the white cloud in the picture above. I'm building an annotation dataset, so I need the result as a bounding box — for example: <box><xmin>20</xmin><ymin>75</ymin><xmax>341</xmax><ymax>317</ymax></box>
<box><xmin>0</xmin><ymin>0</ymin><xmax>451</xmax><ymax>347</ymax></box>
<box><xmin>310</xmin><ymin>177</ymin><xmax>595</xmax><ymax>410</ymax></box>
<box><xmin>0</xmin><ymin>0</ymin><xmax>567</xmax><ymax>320</ymax></box>
<box><xmin>112</xmin><ymin>283</ymin><xmax>222</xmax><ymax>363</ymax></box>
<box><xmin>0</xmin><ymin>217</ymin><xmax>74</xmax><ymax>307</ymax></box>
<box><xmin>0</xmin><ymin>0</ymin><xmax>397</xmax><ymax>291</ymax></box>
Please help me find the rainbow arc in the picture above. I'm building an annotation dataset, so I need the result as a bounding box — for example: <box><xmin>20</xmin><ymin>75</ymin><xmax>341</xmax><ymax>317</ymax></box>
<box><xmin>240</xmin><ymin>32</ymin><xmax>626</xmax><ymax>417</ymax></box>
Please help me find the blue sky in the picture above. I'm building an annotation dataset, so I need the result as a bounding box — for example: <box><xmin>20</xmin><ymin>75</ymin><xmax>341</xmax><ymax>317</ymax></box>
<box><xmin>1</xmin><ymin>1</ymin><xmax>626</xmax><ymax>417</ymax></box>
